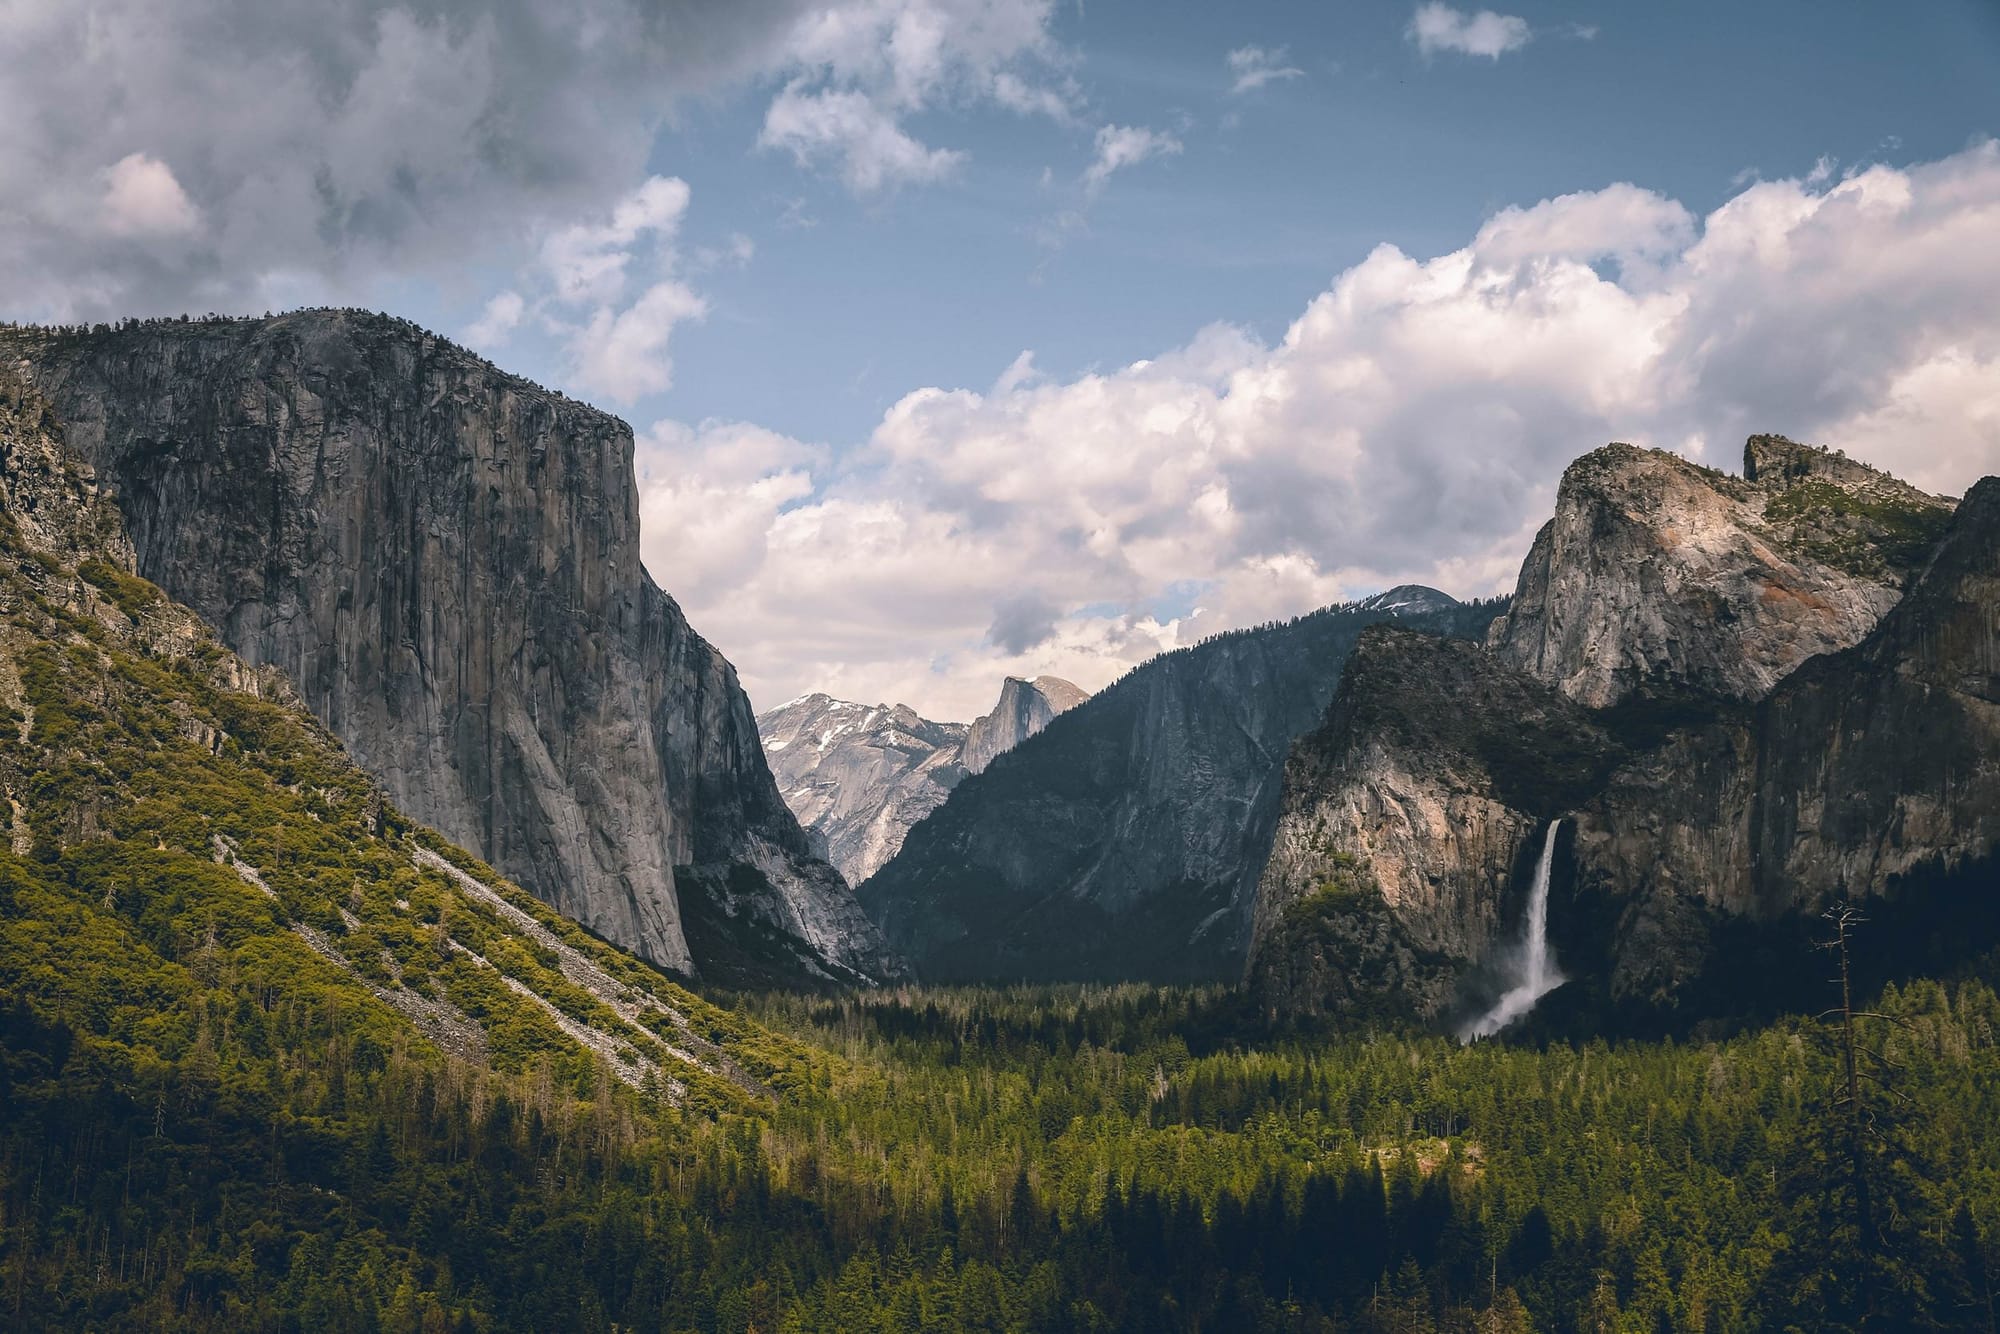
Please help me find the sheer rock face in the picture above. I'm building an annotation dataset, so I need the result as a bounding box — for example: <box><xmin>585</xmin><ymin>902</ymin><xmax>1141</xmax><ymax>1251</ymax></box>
<box><xmin>1489</xmin><ymin>440</ymin><xmax>1953</xmax><ymax>707</ymax></box>
<box><xmin>858</xmin><ymin>593</ymin><xmax>1506</xmax><ymax>983</ymax></box>
<box><xmin>1579</xmin><ymin>475</ymin><xmax>2000</xmax><ymax>1003</ymax></box>
<box><xmin>1248</xmin><ymin>630</ymin><xmax>1620</xmax><ymax>1020</ymax></box>
<box><xmin>757</xmin><ymin>676</ymin><xmax>1086</xmax><ymax>887</ymax></box>
<box><xmin>1251</xmin><ymin>440</ymin><xmax>1996</xmax><ymax>1023</ymax></box>
<box><xmin>960</xmin><ymin>676</ymin><xmax>1089</xmax><ymax>776</ymax></box>
<box><xmin>3</xmin><ymin>313</ymin><xmax>901</xmax><ymax>987</ymax></box>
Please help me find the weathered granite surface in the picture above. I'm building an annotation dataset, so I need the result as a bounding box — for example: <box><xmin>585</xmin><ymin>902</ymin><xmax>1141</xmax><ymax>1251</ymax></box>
<box><xmin>1250</xmin><ymin>440</ymin><xmax>1993</xmax><ymax>1025</ymax></box>
<box><xmin>4</xmin><ymin>313</ymin><xmax>901</xmax><ymax>987</ymax></box>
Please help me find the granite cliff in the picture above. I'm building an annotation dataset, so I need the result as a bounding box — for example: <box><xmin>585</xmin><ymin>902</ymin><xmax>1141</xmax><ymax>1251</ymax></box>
<box><xmin>1250</xmin><ymin>439</ymin><xmax>1991</xmax><ymax>1029</ymax></box>
<box><xmin>1488</xmin><ymin>438</ymin><xmax>1951</xmax><ymax>706</ymax></box>
<box><xmin>757</xmin><ymin>675</ymin><xmax>1084</xmax><ymax>887</ymax></box>
<box><xmin>959</xmin><ymin>675</ymin><xmax>1089</xmax><ymax>776</ymax></box>
<box><xmin>859</xmin><ymin>591</ymin><xmax>1505</xmax><ymax>982</ymax></box>
<box><xmin>0</xmin><ymin>369</ymin><xmax>800</xmax><ymax>1105</ymax></box>
<box><xmin>2</xmin><ymin>312</ymin><xmax>901</xmax><ymax>988</ymax></box>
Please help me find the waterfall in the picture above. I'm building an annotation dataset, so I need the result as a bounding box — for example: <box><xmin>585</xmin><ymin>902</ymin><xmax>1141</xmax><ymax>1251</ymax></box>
<box><xmin>1462</xmin><ymin>820</ymin><xmax>1566</xmax><ymax>1040</ymax></box>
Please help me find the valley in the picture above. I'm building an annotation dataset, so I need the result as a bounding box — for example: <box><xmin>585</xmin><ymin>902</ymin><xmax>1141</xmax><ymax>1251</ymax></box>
<box><xmin>1</xmin><ymin>314</ymin><xmax>1994</xmax><ymax>1332</ymax></box>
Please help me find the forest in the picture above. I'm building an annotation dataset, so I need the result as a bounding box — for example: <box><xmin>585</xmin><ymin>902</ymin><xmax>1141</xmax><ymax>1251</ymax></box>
<box><xmin>1</xmin><ymin>386</ymin><xmax>1995</xmax><ymax>1331</ymax></box>
<box><xmin>5</xmin><ymin>867</ymin><xmax>1999</xmax><ymax>1332</ymax></box>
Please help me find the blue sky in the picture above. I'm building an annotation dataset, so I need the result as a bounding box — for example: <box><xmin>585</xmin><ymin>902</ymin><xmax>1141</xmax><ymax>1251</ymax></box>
<box><xmin>456</xmin><ymin>0</ymin><xmax>2000</xmax><ymax>446</ymax></box>
<box><xmin>5</xmin><ymin>0</ymin><xmax>1999</xmax><ymax>716</ymax></box>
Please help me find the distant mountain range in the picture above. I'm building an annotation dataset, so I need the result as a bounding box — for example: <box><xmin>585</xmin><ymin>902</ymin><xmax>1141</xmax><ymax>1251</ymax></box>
<box><xmin>756</xmin><ymin>675</ymin><xmax>1087</xmax><ymax>886</ymax></box>
<box><xmin>856</xmin><ymin>586</ymin><xmax>1504</xmax><ymax>982</ymax></box>
<box><xmin>9</xmin><ymin>309</ymin><xmax>1992</xmax><ymax>1041</ymax></box>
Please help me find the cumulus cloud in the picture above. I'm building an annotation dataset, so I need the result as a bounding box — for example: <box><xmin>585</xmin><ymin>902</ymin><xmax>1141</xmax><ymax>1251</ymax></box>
<box><xmin>0</xmin><ymin>0</ymin><xmax>837</xmax><ymax>321</ymax></box>
<box><xmin>986</xmin><ymin>593</ymin><xmax>1062</xmax><ymax>653</ymax></box>
<box><xmin>0</xmin><ymin>0</ymin><xmax>1068</xmax><ymax>320</ymax></box>
<box><xmin>758</xmin><ymin>0</ymin><xmax>1071</xmax><ymax>192</ymax></box>
<box><xmin>512</xmin><ymin>176</ymin><xmax>710</xmax><ymax>404</ymax></box>
<box><xmin>461</xmin><ymin>290</ymin><xmax>526</xmax><ymax>349</ymax></box>
<box><xmin>761</xmin><ymin>84</ymin><xmax>967</xmax><ymax>191</ymax></box>
<box><xmin>99</xmin><ymin>154</ymin><xmax>200</xmax><ymax>238</ymax></box>
<box><xmin>1226</xmin><ymin>46</ymin><xmax>1304</xmax><ymax>95</ymax></box>
<box><xmin>1409</xmin><ymin>4</ymin><xmax>1532</xmax><ymax>59</ymax></box>
<box><xmin>541</xmin><ymin>176</ymin><xmax>692</xmax><ymax>305</ymax></box>
<box><xmin>1083</xmin><ymin>125</ymin><xmax>1184</xmax><ymax>194</ymax></box>
<box><xmin>569</xmin><ymin>280</ymin><xmax>708</xmax><ymax>403</ymax></box>
<box><xmin>635</xmin><ymin>145</ymin><xmax>2000</xmax><ymax>719</ymax></box>
<box><xmin>456</xmin><ymin>174</ymin><xmax>706</xmax><ymax>403</ymax></box>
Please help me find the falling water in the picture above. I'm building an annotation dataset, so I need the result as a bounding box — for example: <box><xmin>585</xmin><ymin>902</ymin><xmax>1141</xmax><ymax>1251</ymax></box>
<box><xmin>1462</xmin><ymin>820</ymin><xmax>1566</xmax><ymax>1041</ymax></box>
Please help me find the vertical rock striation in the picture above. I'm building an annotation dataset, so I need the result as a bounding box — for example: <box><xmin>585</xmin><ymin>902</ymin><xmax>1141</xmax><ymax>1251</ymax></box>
<box><xmin>960</xmin><ymin>676</ymin><xmax>1089</xmax><ymax>776</ymax></box>
<box><xmin>3</xmin><ymin>312</ymin><xmax>901</xmax><ymax>987</ymax></box>
<box><xmin>757</xmin><ymin>695</ymin><xmax>973</xmax><ymax>888</ymax></box>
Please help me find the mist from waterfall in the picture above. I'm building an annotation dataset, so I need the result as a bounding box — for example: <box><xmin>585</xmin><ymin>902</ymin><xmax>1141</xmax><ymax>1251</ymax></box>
<box><xmin>1461</xmin><ymin>820</ymin><xmax>1566</xmax><ymax>1041</ymax></box>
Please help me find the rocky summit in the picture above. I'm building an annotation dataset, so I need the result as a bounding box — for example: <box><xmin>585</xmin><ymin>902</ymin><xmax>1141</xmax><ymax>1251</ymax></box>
<box><xmin>757</xmin><ymin>675</ymin><xmax>1086</xmax><ymax>887</ymax></box>
<box><xmin>1249</xmin><ymin>437</ymin><xmax>1993</xmax><ymax>1029</ymax></box>
<box><xmin>1</xmin><ymin>312</ymin><xmax>902</xmax><ymax>989</ymax></box>
<box><xmin>1488</xmin><ymin>438</ymin><xmax>1953</xmax><ymax>707</ymax></box>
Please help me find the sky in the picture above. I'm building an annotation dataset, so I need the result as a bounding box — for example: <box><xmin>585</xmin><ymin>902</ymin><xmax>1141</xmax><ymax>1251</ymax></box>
<box><xmin>4</xmin><ymin>0</ymin><xmax>1999</xmax><ymax>719</ymax></box>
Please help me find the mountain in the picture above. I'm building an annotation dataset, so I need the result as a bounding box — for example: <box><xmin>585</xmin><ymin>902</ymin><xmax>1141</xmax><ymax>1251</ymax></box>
<box><xmin>0</xmin><ymin>368</ymin><xmax>793</xmax><ymax>1112</ymax></box>
<box><xmin>1487</xmin><ymin>437</ymin><xmax>1952</xmax><ymax>706</ymax></box>
<box><xmin>857</xmin><ymin>592</ymin><xmax>1505</xmax><ymax>982</ymax></box>
<box><xmin>757</xmin><ymin>696</ymin><xmax>970</xmax><ymax>887</ymax></box>
<box><xmin>959</xmin><ymin>675</ymin><xmax>1089</xmax><ymax>775</ymax></box>
<box><xmin>1249</xmin><ymin>437</ymin><xmax>1992</xmax><ymax>1029</ymax></box>
<box><xmin>757</xmin><ymin>675</ymin><xmax>1086</xmax><ymax>886</ymax></box>
<box><xmin>1</xmin><ymin>312</ymin><xmax>900</xmax><ymax>988</ymax></box>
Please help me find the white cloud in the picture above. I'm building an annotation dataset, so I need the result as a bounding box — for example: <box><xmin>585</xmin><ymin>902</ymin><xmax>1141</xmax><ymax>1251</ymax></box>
<box><xmin>569</xmin><ymin>280</ymin><xmax>708</xmax><ymax>403</ymax></box>
<box><xmin>465</xmin><ymin>175</ymin><xmax>708</xmax><ymax>404</ymax></box>
<box><xmin>1083</xmin><ymin>124</ymin><xmax>1184</xmax><ymax>194</ymax></box>
<box><xmin>0</xmin><ymin>0</ymin><xmax>1069</xmax><ymax>319</ymax></box>
<box><xmin>760</xmin><ymin>0</ymin><xmax>1071</xmax><ymax>193</ymax></box>
<box><xmin>461</xmin><ymin>290</ymin><xmax>525</xmax><ymax>349</ymax></box>
<box><xmin>1409</xmin><ymin>3</ymin><xmax>1532</xmax><ymax>59</ymax></box>
<box><xmin>100</xmin><ymin>154</ymin><xmax>200</xmax><ymax>238</ymax></box>
<box><xmin>695</xmin><ymin>233</ymin><xmax>758</xmax><ymax>270</ymax></box>
<box><xmin>760</xmin><ymin>83</ymin><xmax>967</xmax><ymax>192</ymax></box>
<box><xmin>1226</xmin><ymin>45</ymin><xmax>1303</xmax><ymax>95</ymax></box>
<box><xmin>635</xmin><ymin>143</ymin><xmax>2000</xmax><ymax>719</ymax></box>
<box><xmin>541</xmin><ymin>175</ymin><xmax>691</xmax><ymax>305</ymax></box>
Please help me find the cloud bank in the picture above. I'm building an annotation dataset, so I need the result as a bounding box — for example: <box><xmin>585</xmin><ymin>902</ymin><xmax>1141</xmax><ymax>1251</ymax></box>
<box><xmin>0</xmin><ymin>0</ymin><xmax>1071</xmax><ymax>320</ymax></box>
<box><xmin>636</xmin><ymin>145</ymin><xmax>2000</xmax><ymax>719</ymax></box>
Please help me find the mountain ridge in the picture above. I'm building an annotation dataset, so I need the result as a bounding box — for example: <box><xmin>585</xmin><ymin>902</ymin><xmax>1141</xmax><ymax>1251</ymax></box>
<box><xmin>757</xmin><ymin>674</ymin><xmax>1086</xmax><ymax>887</ymax></box>
<box><xmin>858</xmin><ymin>588</ymin><xmax>1506</xmax><ymax>982</ymax></box>
<box><xmin>1249</xmin><ymin>436</ymin><xmax>1994</xmax><ymax>1029</ymax></box>
<box><xmin>1</xmin><ymin>310</ymin><xmax>900</xmax><ymax>989</ymax></box>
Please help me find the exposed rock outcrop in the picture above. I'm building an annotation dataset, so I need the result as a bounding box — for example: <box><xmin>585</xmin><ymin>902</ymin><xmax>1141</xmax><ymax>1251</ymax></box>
<box><xmin>1489</xmin><ymin>440</ymin><xmax>1952</xmax><ymax>707</ymax></box>
<box><xmin>859</xmin><ymin>592</ymin><xmax>1505</xmax><ymax>982</ymax></box>
<box><xmin>960</xmin><ymin>676</ymin><xmax>1089</xmax><ymax>776</ymax></box>
<box><xmin>3</xmin><ymin>312</ymin><xmax>901</xmax><ymax>987</ymax></box>
<box><xmin>758</xmin><ymin>675</ymin><xmax>1086</xmax><ymax>888</ymax></box>
<box><xmin>758</xmin><ymin>695</ymin><xmax>971</xmax><ymax>887</ymax></box>
<box><xmin>1248</xmin><ymin>629</ymin><xmax>1619</xmax><ymax>1021</ymax></box>
<box><xmin>1577</xmin><ymin>472</ymin><xmax>2000</xmax><ymax>1005</ymax></box>
<box><xmin>1251</xmin><ymin>438</ymin><xmax>1995</xmax><ymax>1028</ymax></box>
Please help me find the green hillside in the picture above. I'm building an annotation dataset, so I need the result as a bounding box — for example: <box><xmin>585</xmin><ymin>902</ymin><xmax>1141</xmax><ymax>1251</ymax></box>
<box><xmin>3</xmin><ymin>373</ymin><xmax>1997</xmax><ymax>1330</ymax></box>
